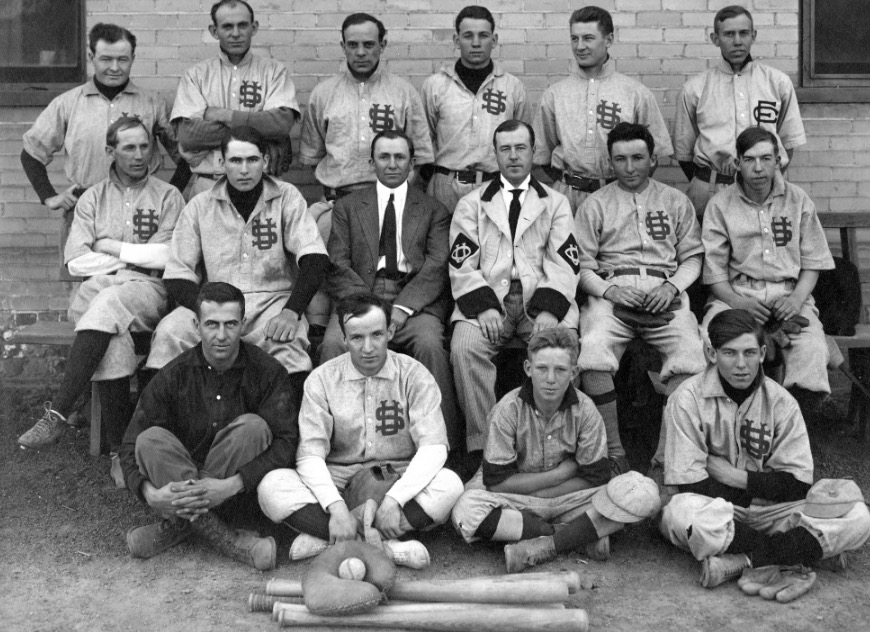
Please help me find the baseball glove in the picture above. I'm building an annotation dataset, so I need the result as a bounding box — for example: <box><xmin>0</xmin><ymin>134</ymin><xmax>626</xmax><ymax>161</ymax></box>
<box><xmin>613</xmin><ymin>297</ymin><xmax>682</xmax><ymax>329</ymax></box>
<box><xmin>344</xmin><ymin>464</ymin><xmax>401</xmax><ymax>512</ymax></box>
<box><xmin>738</xmin><ymin>565</ymin><xmax>817</xmax><ymax>603</ymax></box>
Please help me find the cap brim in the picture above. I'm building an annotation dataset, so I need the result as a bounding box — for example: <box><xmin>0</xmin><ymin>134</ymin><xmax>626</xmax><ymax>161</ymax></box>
<box><xmin>803</xmin><ymin>501</ymin><xmax>856</xmax><ymax>519</ymax></box>
<box><xmin>592</xmin><ymin>486</ymin><xmax>647</xmax><ymax>524</ymax></box>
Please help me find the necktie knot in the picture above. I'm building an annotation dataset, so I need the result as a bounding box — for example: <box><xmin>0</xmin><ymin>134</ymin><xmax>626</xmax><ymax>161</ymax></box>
<box><xmin>510</xmin><ymin>188</ymin><xmax>522</xmax><ymax>200</ymax></box>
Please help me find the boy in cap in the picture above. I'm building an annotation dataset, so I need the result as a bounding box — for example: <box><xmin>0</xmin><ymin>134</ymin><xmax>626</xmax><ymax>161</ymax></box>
<box><xmin>451</xmin><ymin>328</ymin><xmax>660</xmax><ymax>572</ymax></box>
<box><xmin>661</xmin><ymin>309</ymin><xmax>870</xmax><ymax>599</ymax></box>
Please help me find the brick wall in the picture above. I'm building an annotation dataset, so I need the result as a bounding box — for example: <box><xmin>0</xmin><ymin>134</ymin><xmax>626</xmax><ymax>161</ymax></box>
<box><xmin>2</xmin><ymin>0</ymin><xmax>869</xmax><ymax>334</ymax></box>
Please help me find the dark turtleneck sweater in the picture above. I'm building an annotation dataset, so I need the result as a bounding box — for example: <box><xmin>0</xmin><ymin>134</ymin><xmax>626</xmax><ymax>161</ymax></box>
<box><xmin>165</xmin><ymin>179</ymin><xmax>329</xmax><ymax>323</ymax></box>
<box><xmin>455</xmin><ymin>59</ymin><xmax>493</xmax><ymax>95</ymax></box>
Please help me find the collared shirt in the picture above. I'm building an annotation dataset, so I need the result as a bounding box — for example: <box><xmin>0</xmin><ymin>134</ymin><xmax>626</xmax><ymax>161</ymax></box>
<box><xmin>664</xmin><ymin>364</ymin><xmax>814</xmax><ymax>488</ymax></box>
<box><xmin>674</xmin><ymin>58</ymin><xmax>806</xmax><ymax>175</ymax></box>
<box><xmin>164</xmin><ymin>175</ymin><xmax>326</xmax><ymax>293</ymax></box>
<box><xmin>299</xmin><ymin>64</ymin><xmax>434</xmax><ymax>189</ymax></box>
<box><xmin>64</xmin><ymin>168</ymin><xmax>184</xmax><ymax>265</ymax></box>
<box><xmin>532</xmin><ymin>58</ymin><xmax>673</xmax><ymax>178</ymax></box>
<box><xmin>376</xmin><ymin>180</ymin><xmax>409</xmax><ymax>273</ymax></box>
<box><xmin>499</xmin><ymin>175</ymin><xmax>530</xmax><ymax>280</ymax></box>
<box><xmin>119</xmin><ymin>342</ymin><xmax>299</xmax><ymax>500</ymax></box>
<box><xmin>171</xmin><ymin>49</ymin><xmax>300</xmax><ymax>175</ymax></box>
<box><xmin>576</xmin><ymin>179</ymin><xmax>703</xmax><ymax>295</ymax></box>
<box><xmin>421</xmin><ymin>62</ymin><xmax>530</xmax><ymax>172</ymax></box>
<box><xmin>297</xmin><ymin>350</ymin><xmax>448</xmax><ymax>465</ymax></box>
<box><xmin>482</xmin><ymin>380</ymin><xmax>609</xmax><ymax>488</ymax></box>
<box><xmin>702</xmin><ymin>172</ymin><xmax>834</xmax><ymax>285</ymax></box>
<box><xmin>23</xmin><ymin>79</ymin><xmax>175</xmax><ymax>187</ymax></box>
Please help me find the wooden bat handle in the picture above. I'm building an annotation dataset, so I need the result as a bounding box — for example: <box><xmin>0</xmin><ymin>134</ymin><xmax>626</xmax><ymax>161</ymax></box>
<box><xmin>273</xmin><ymin>603</ymin><xmax>564</xmax><ymax>618</ymax></box>
<box><xmin>276</xmin><ymin>604</ymin><xmax>589</xmax><ymax>632</ymax></box>
<box><xmin>388</xmin><ymin>578</ymin><xmax>568</xmax><ymax>603</ymax></box>
<box><xmin>248</xmin><ymin>593</ymin><xmax>303</xmax><ymax>612</ymax></box>
<box><xmin>266</xmin><ymin>578</ymin><xmax>303</xmax><ymax>596</ymax></box>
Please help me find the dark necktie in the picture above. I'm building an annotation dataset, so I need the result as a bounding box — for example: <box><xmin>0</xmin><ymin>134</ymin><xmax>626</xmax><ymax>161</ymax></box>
<box><xmin>509</xmin><ymin>188</ymin><xmax>522</xmax><ymax>241</ymax></box>
<box><xmin>379</xmin><ymin>193</ymin><xmax>398</xmax><ymax>277</ymax></box>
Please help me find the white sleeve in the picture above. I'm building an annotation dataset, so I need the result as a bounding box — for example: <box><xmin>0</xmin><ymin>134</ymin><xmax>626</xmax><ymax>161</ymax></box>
<box><xmin>296</xmin><ymin>455</ymin><xmax>343</xmax><ymax>510</ymax></box>
<box><xmin>385</xmin><ymin>444</ymin><xmax>447</xmax><ymax>506</ymax></box>
<box><xmin>67</xmin><ymin>252</ymin><xmax>125</xmax><ymax>277</ymax></box>
<box><xmin>119</xmin><ymin>242</ymin><xmax>170</xmax><ymax>269</ymax></box>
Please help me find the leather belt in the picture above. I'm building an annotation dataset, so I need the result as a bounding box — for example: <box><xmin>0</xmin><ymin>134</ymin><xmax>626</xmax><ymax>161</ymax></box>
<box><xmin>693</xmin><ymin>165</ymin><xmax>735</xmax><ymax>185</ymax></box>
<box><xmin>597</xmin><ymin>267</ymin><xmax>668</xmax><ymax>281</ymax></box>
<box><xmin>324</xmin><ymin>185</ymin><xmax>366</xmax><ymax>202</ymax></box>
<box><xmin>544</xmin><ymin>166</ymin><xmax>612</xmax><ymax>193</ymax></box>
<box><xmin>433</xmin><ymin>165</ymin><xmax>498</xmax><ymax>185</ymax></box>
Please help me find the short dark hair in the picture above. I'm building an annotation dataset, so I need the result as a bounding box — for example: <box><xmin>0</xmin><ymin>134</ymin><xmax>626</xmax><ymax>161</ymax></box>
<box><xmin>714</xmin><ymin>5</ymin><xmax>754</xmax><ymax>33</ymax></box>
<box><xmin>210</xmin><ymin>0</ymin><xmax>255</xmax><ymax>26</ymax></box>
<box><xmin>607</xmin><ymin>122</ymin><xmax>655</xmax><ymax>157</ymax></box>
<box><xmin>195</xmin><ymin>282</ymin><xmax>245</xmax><ymax>320</ymax></box>
<box><xmin>342</xmin><ymin>13</ymin><xmax>386</xmax><ymax>42</ymax></box>
<box><xmin>455</xmin><ymin>5</ymin><xmax>495</xmax><ymax>33</ymax></box>
<box><xmin>336</xmin><ymin>292</ymin><xmax>391</xmax><ymax>337</ymax></box>
<box><xmin>735</xmin><ymin>127</ymin><xmax>779</xmax><ymax>158</ymax></box>
<box><xmin>89</xmin><ymin>23</ymin><xmax>137</xmax><ymax>55</ymax></box>
<box><xmin>106</xmin><ymin>116</ymin><xmax>149</xmax><ymax>148</ymax></box>
<box><xmin>371</xmin><ymin>130</ymin><xmax>415</xmax><ymax>160</ymax></box>
<box><xmin>527</xmin><ymin>327</ymin><xmax>580</xmax><ymax>365</ymax></box>
<box><xmin>708</xmin><ymin>309</ymin><xmax>764</xmax><ymax>349</ymax></box>
<box><xmin>569</xmin><ymin>6</ymin><xmax>614</xmax><ymax>36</ymax></box>
<box><xmin>220</xmin><ymin>126</ymin><xmax>269</xmax><ymax>157</ymax></box>
<box><xmin>492</xmin><ymin>119</ymin><xmax>535</xmax><ymax>149</ymax></box>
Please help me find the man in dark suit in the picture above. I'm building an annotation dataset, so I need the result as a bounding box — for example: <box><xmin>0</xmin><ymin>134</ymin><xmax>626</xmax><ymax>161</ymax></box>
<box><xmin>322</xmin><ymin>130</ymin><xmax>459</xmax><ymax>450</ymax></box>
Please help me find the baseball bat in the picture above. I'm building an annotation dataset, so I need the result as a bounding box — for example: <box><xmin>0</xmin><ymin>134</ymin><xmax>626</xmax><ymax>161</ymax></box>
<box><xmin>266</xmin><ymin>578</ymin><xmax>303</xmax><ymax>596</ymax></box>
<box><xmin>272</xmin><ymin>602</ymin><xmax>564</xmax><ymax>621</ymax></box>
<box><xmin>388</xmin><ymin>578</ymin><xmax>568</xmax><ymax>603</ymax></box>
<box><xmin>249</xmin><ymin>593</ymin><xmax>304</xmax><ymax>612</ymax></box>
<box><xmin>276</xmin><ymin>604</ymin><xmax>589</xmax><ymax>632</ymax></box>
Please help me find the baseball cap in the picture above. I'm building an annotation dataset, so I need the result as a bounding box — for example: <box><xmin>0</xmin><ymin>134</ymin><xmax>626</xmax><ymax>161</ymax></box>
<box><xmin>592</xmin><ymin>470</ymin><xmax>661</xmax><ymax>523</ymax></box>
<box><xmin>804</xmin><ymin>479</ymin><xmax>864</xmax><ymax>519</ymax></box>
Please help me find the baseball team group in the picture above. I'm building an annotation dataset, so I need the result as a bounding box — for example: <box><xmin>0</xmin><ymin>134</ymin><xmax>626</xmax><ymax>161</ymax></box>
<box><xmin>15</xmin><ymin>0</ymin><xmax>870</xmax><ymax>603</ymax></box>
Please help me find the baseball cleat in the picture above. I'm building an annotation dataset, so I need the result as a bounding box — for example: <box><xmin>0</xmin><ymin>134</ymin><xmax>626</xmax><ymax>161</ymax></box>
<box><xmin>289</xmin><ymin>533</ymin><xmax>329</xmax><ymax>560</ymax></box>
<box><xmin>504</xmin><ymin>535</ymin><xmax>556</xmax><ymax>573</ymax></box>
<box><xmin>817</xmin><ymin>552</ymin><xmax>848</xmax><ymax>572</ymax></box>
<box><xmin>127</xmin><ymin>518</ymin><xmax>193</xmax><ymax>559</ymax></box>
<box><xmin>585</xmin><ymin>535</ymin><xmax>611</xmax><ymax>561</ymax></box>
<box><xmin>18</xmin><ymin>402</ymin><xmax>66</xmax><ymax>449</ymax></box>
<box><xmin>384</xmin><ymin>539</ymin><xmax>430</xmax><ymax>569</ymax></box>
<box><xmin>700</xmin><ymin>553</ymin><xmax>751</xmax><ymax>588</ymax></box>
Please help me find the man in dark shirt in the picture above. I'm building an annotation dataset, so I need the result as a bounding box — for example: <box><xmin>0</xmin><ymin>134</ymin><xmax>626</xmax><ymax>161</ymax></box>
<box><xmin>121</xmin><ymin>282</ymin><xmax>298</xmax><ymax>570</ymax></box>
<box><xmin>661</xmin><ymin>309</ymin><xmax>870</xmax><ymax>591</ymax></box>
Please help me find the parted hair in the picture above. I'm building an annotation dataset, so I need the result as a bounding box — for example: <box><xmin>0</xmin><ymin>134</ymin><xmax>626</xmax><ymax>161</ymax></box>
<box><xmin>336</xmin><ymin>292</ymin><xmax>392</xmax><ymax>337</ymax></box>
<box><xmin>493</xmin><ymin>119</ymin><xmax>535</xmax><ymax>149</ymax></box>
<box><xmin>707</xmin><ymin>309</ymin><xmax>765</xmax><ymax>349</ymax></box>
<box><xmin>527</xmin><ymin>328</ymin><xmax>580</xmax><ymax>365</ymax></box>
<box><xmin>195</xmin><ymin>282</ymin><xmax>246</xmax><ymax>320</ymax></box>
<box><xmin>342</xmin><ymin>13</ymin><xmax>386</xmax><ymax>41</ymax></box>
<box><xmin>735</xmin><ymin>126</ymin><xmax>779</xmax><ymax>158</ymax></box>
<box><xmin>210</xmin><ymin>0</ymin><xmax>255</xmax><ymax>25</ymax></box>
<box><xmin>371</xmin><ymin>130</ymin><xmax>415</xmax><ymax>160</ymax></box>
<box><xmin>714</xmin><ymin>5</ymin><xmax>754</xmax><ymax>32</ymax></box>
<box><xmin>106</xmin><ymin>116</ymin><xmax>149</xmax><ymax>148</ymax></box>
<box><xmin>455</xmin><ymin>6</ymin><xmax>495</xmax><ymax>32</ymax></box>
<box><xmin>221</xmin><ymin>125</ymin><xmax>269</xmax><ymax>157</ymax></box>
<box><xmin>607</xmin><ymin>122</ymin><xmax>655</xmax><ymax>157</ymax></box>
<box><xmin>89</xmin><ymin>23</ymin><xmax>137</xmax><ymax>55</ymax></box>
<box><xmin>569</xmin><ymin>6</ymin><xmax>614</xmax><ymax>36</ymax></box>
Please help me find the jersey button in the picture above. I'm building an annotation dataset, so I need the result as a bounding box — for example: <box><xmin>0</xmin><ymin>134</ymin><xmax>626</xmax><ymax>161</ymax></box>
<box><xmin>216</xmin><ymin>395</ymin><xmax>221</xmax><ymax>400</ymax></box>
<box><xmin>243</xmin><ymin>253</ymin><xmax>248</xmax><ymax>258</ymax></box>
<box><xmin>501</xmin><ymin>279</ymin><xmax>508</xmax><ymax>286</ymax></box>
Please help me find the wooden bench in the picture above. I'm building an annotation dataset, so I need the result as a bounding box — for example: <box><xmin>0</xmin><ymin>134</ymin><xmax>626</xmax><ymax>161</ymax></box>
<box><xmin>6</xmin><ymin>321</ymin><xmax>150</xmax><ymax>456</ymax></box>
<box><xmin>819</xmin><ymin>212</ymin><xmax>870</xmax><ymax>439</ymax></box>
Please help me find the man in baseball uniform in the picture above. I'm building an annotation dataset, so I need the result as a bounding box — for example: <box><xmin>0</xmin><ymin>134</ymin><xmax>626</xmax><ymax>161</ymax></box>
<box><xmin>258</xmin><ymin>293</ymin><xmax>464</xmax><ymax>567</ymax></box>
<box><xmin>17</xmin><ymin>117</ymin><xmax>184</xmax><ymax>481</ymax></box>
<box><xmin>532</xmin><ymin>6</ymin><xmax>673</xmax><ymax>215</ymax></box>
<box><xmin>172</xmin><ymin>0</ymin><xmax>299</xmax><ymax>198</ymax></box>
<box><xmin>701</xmin><ymin>127</ymin><xmax>834</xmax><ymax>420</ymax></box>
<box><xmin>123</xmin><ymin>282</ymin><xmax>297</xmax><ymax>570</ymax></box>
<box><xmin>451</xmin><ymin>328</ymin><xmax>661</xmax><ymax>572</ymax></box>
<box><xmin>450</xmin><ymin>119</ymin><xmax>580</xmax><ymax>474</ymax></box>
<box><xmin>20</xmin><ymin>23</ymin><xmax>180</xmax><ymax>274</ymax></box>
<box><xmin>421</xmin><ymin>5</ymin><xmax>530</xmax><ymax>212</ymax></box>
<box><xmin>299</xmin><ymin>12</ymin><xmax>433</xmax><ymax>202</ymax></box>
<box><xmin>674</xmin><ymin>5</ymin><xmax>806</xmax><ymax>217</ymax></box>
<box><xmin>145</xmin><ymin>126</ymin><xmax>328</xmax><ymax>399</ymax></box>
<box><xmin>323</xmin><ymin>130</ymin><xmax>459</xmax><ymax>451</ymax></box>
<box><xmin>575</xmin><ymin>123</ymin><xmax>706</xmax><ymax>475</ymax></box>
<box><xmin>661</xmin><ymin>309</ymin><xmax>870</xmax><ymax>593</ymax></box>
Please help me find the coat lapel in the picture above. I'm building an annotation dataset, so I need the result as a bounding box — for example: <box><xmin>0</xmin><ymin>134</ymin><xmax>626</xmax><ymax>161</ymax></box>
<box><xmin>356</xmin><ymin>188</ymin><xmax>380</xmax><ymax>267</ymax></box>
<box><xmin>401</xmin><ymin>188</ymin><xmax>424</xmax><ymax>262</ymax></box>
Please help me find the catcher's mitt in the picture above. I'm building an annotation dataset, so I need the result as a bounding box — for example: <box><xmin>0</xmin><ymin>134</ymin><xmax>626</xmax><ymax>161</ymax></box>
<box><xmin>344</xmin><ymin>464</ymin><xmax>401</xmax><ymax>512</ymax></box>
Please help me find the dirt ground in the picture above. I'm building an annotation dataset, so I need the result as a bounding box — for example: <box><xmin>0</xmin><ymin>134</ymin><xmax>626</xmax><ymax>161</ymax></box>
<box><xmin>1</xmin><ymin>384</ymin><xmax>869</xmax><ymax>632</ymax></box>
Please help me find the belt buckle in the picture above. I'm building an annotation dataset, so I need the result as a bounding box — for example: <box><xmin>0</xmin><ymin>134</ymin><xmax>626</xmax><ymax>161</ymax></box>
<box><xmin>456</xmin><ymin>169</ymin><xmax>476</xmax><ymax>185</ymax></box>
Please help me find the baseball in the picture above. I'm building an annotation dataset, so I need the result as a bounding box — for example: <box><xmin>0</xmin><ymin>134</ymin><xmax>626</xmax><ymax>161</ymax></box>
<box><xmin>338</xmin><ymin>557</ymin><xmax>367</xmax><ymax>581</ymax></box>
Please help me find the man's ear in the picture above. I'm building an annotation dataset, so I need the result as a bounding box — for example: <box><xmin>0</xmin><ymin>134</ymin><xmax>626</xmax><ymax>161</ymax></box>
<box><xmin>523</xmin><ymin>358</ymin><xmax>532</xmax><ymax>378</ymax></box>
<box><xmin>649</xmin><ymin>153</ymin><xmax>658</xmax><ymax>170</ymax></box>
<box><xmin>704</xmin><ymin>342</ymin><xmax>717</xmax><ymax>365</ymax></box>
<box><xmin>208</xmin><ymin>24</ymin><xmax>219</xmax><ymax>40</ymax></box>
<box><xmin>192</xmin><ymin>316</ymin><xmax>200</xmax><ymax>330</ymax></box>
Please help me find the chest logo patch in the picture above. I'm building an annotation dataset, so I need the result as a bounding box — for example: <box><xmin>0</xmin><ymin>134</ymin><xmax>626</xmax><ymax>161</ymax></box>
<box><xmin>557</xmin><ymin>234</ymin><xmax>582</xmax><ymax>274</ymax></box>
<box><xmin>239</xmin><ymin>81</ymin><xmax>263</xmax><ymax>108</ymax></box>
<box><xmin>133</xmin><ymin>208</ymin><xmax>159</xmax><ymax>241</ymax></box>
<box><xmin>771</xmin><ymin>217</ymin><xmax>793</xmax><ymax>247</ymax></box>
<box><xmin>251</xmin><ymin>217</ymin><xmax>278</xmax><ymax>250</ymax></box>
<box><xmin>449</xmin><ymin>233</ymin><xmax>479</xmax><ymax>269</ymax></box>
<box><xmin>369</xmin><ymin>104</ymin><xmax>396</xmax><ymax>133</ymax></box>
<box><xmin>739</xmin><ymin>418</ymin><xmax>772</xmax><ymax>460</ymax></box>
<box><xmin>753</xmin><ymin>100</ymin><xmax>780</xmax><ymax>125</ymax></box>
<box><xmin>376</xmin><ymin>400</ymin><xmax>405</xmax><ymax>436</ymax></box>
<box><xmin>596</xmin><ymin>100</ymin><xmax>622</xmax><ymax>130</ymax></box>
<box><xmin>645</xmin><ymin>210</ymin><xmax>672</xmax><ymax>241</ymax></box>
<box><xmin>481</xmin><ymin>88</ymin><xmax>507</xmax><ymax>116</ymax></box>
